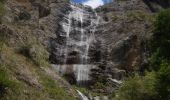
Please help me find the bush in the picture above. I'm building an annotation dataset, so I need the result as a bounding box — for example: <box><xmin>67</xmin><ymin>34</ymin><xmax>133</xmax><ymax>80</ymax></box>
<box><xmin>115</xmin><ymin>72</ymin><xmax>157</xmax><ymax>100</ymax></box>
<box><xmin>155</xmin><ymin>61</ymin><xmax>170</xmax><ymax>99</ymax></box>
<box><xmin>150</xmin><ymin>8</ymin><xmax>170</xmax><ymax>70</ymax></box>
<box><xmin>149</xmin><ymin>8</ymin><xmax>170</xmax><ymax>100</ymax></box>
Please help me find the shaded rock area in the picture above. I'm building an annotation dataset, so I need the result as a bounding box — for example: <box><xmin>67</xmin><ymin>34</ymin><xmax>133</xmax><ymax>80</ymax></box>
<box><xmin>143</xmin><ymin>0</ymin><xmax>170</xmax><ymax>12</ymax></box>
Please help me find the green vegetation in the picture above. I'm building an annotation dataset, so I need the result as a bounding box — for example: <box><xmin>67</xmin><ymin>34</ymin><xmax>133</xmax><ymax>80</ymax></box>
<box><xmin>0</xmin><ymin>24</ymin><xmax>75</xmax><ymax>100</ymax></box>
<box><xmin>0</xmin><ymin>44</ymin><xmax>76</xmax><ymax>100</ymax></box>
<box><xmin>115</xmin><ymin>72</ymin><xmax>157</xmax><ymax>100</ymax></box>
<box><xmin>150</xmin><ymin>8</ymin><xmax>170</xmax><ymax>70</ymax></box>
<box><xmin>150</xmin><ymin>9</ymin><xmax>170</xmax><ymax>99</ymax></box>
<box><xmin>126</xmin><ymin>10</ymin><xmax>154</xmax><ymax>22</ymax></box>
<box><xmin>19</xmin><ymin>43</ymin><xmax>49</xmax><ymax>67</ymax></box>
<box><xmin>39</xmin><ymin>71</ymin><xmax>76</xmax><ymax>100</ymax></box>
<box><xmin>0</xmin><ymin>68</ymin><xmax>17</xmax><ymax>98</ymax></box>
<box><xmin>155</xmin><ymin>61</ymin><xmax>170</xmax><ymax>99</ymax></box>
<box><xmin>114</xmin><ymin>8</ymin><xmax>170</xmax><ymax>100</ymax></box>
<box><xmin>0</xmin><ymin>0</ymin><xmax>5</xmax><ymax>20</ymax></box>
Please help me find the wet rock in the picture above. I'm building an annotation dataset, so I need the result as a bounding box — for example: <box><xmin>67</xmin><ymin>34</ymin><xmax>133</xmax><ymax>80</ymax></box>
<box><xmin>50</xmin><ymin>4</ymin><xmax>99</xmax><ymax>64</ymax></box>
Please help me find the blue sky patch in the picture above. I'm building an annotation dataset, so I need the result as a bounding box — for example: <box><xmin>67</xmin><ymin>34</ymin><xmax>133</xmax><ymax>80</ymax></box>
<box><xmin>71</xmin><ymin>0</ymin><xmax>112</xmax><ymax>8</ymax></box>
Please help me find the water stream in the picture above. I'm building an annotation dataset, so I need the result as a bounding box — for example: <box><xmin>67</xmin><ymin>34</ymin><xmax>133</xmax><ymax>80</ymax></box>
<box><xmin>53</xmin><ymin>3</ymin><xmax>99</xmax><ymax>86</ymax></box>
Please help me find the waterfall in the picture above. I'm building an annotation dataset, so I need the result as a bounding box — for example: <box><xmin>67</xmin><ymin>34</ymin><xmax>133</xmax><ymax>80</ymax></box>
<box><xmin>77</xmin><ymin>90</ymin><xmax>89</xmax><ymax>100</ymax></box>
<box><xmin>52</xmin><ymin>3</ymin><xmax>99</xmax><ymax>86</ymax></box>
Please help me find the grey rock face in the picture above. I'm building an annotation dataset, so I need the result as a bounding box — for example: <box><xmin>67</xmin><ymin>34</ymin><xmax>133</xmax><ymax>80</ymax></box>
<box><xmin>94</xmin><ymin>0</ymin><xmax>152</xmax><ymax>72</ymax></box>
<box><xmin>48</xmin><ymin>0</ymin><xmax>153</xmax><ymax>88</ymax></box>
<box><xmin>49</xmin><ymin>4</ymin><xmax>99</xmax><ymax>64</ymax></box>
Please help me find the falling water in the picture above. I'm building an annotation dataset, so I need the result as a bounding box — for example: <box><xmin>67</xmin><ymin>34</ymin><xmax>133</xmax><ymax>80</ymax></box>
<box><xmin>53</xmin><ymin>3</ymin><xmax>99</xmax><ymax>86</ymax></box>
<box><xmin>77</xmin><ymin>90</ymin><xmax>89</xmax><ymax>100</ymax></box>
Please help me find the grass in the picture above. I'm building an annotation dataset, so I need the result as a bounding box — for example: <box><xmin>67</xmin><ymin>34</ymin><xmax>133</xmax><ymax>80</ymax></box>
<box><xmin>39</xmin><ymin>70</ymin><xmax>76</xmax><ymax>100</ymax></box>
<box><xmin>18</xmin><ymin>41</ymin><xmax>49</xmax><ymax>67</ymax></box>
<box><xmin>0</xmin><ymin>1</ymin><xmax>77</xmax><ymax>99</ymax></box>
<box><xmin>126</xmin><ymin>10</ymin><xmax>155</xmax><ymax>22</ymax></box>
<box><xmin>0</xmin><ymin>68</ymin><xmax>17</xmax><ymax>98</ymax></box>
<box><xmin>0</xmin><ymin>0</ymin><xmax>5</xmax><ymax>21</ymax></box>
<box><xmin>0</xmin><ymin>44</ymin><xmax>77</xmax><ymax>100</ymax></box>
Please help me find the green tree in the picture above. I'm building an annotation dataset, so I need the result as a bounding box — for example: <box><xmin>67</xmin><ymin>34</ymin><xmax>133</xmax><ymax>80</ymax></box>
<box><xmin>150</xmin><ymin>8</ymin><xmax>170</xmax><ymax>70</ymax></box>
<box><xmin>150</xmin><ymin>8</ymin><xmax>170</xmax><ymax>99</ymax></box>
<box><xmin>155</xmin><ymin>61</ymin><xmax>170</xmax><ymax>100</ymax></box>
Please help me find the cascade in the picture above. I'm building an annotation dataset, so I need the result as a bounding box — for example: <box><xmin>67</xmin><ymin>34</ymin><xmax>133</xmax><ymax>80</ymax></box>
<box><xmin>52</xmin><ymin>3</ymin><xmax>99</xmax><ymax>86</ymax></box>
<box><xmin>77</xmin><ymin>90</ymin><xmax>89</xmax><ymax>100</ymax></box>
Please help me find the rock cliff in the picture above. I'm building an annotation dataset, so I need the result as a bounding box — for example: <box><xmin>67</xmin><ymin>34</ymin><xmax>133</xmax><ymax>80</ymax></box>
<box><xmin>0</xmin><ymin>0</ymin><xmax>168</xmax><ymax>99</ymax></box>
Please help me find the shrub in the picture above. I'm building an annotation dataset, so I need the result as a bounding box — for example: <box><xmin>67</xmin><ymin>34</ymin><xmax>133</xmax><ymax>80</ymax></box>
<box><xmin>150</xmin><ymin>8</ymin><xmax>170</xmax><ymax>69</ymax></box>
<box><xmin>155</xmin><ymin>61</ymin><xmax>170</xmax><ymax>99</ymax></box>
<box><xmin>149</xmin><ymin>8</ymin><xmax>170</xmax><ymax>100</ymax></box>
<box><xmin>115</xmin><ymin>72</ymin><xmax>157</xmax><ymax>100</ymax></box>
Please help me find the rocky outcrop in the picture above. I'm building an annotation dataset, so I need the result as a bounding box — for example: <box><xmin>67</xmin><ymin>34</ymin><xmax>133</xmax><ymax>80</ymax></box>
<box><xmin>46</xmin><ymin>0</ymin><xmax>154</xmax><ymax>90</ymax></box>
<box><xmin>49</xmin><ymin>4</ymin><xmax>98</xmax><ymax>64</ymax></box>
<box><xmin>86</xmin><ymin>0</ymin><xmax>154</xmax><ymax>94</ymax></box>
<box><xmin>94</xmin><ymin>0</ymin><xmax>153</xmax><ymax>72</ymax></box>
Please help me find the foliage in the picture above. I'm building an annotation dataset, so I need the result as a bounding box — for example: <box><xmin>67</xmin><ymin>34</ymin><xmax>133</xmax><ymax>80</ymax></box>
<box><xmin>149</xmin><ymin>8</ymin><xmax>170</xmax><ymax>99</ymax></box>
<box><xmin>155</xmin><ymin>61</ymin><xmax>170</xmax><ymax>100</ymax></box>
<box><xmin>115</xmin><ymin>72</ymin><xmax>157</xmax><ymax>100</ymax></box>
<box><xmin>150</xmin><ymin>8</ymin><xmax>170</xmax><ymax>70</ymax></box>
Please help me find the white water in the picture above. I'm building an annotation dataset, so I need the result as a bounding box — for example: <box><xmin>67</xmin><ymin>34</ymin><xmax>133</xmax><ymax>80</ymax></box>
<box><xmin>77</xmin><ymin>90</ymin><xmax>89</xmax><ymax>100</ymax></box>
<box><xmin>52</xmin><ymin>64</ymin><xmax>96</xmax><ymax>84</ymax></box>
<box><xmin>54</xmin><ymin>4</ymin><xmax>99</xmax><ymax>85</ymax></box>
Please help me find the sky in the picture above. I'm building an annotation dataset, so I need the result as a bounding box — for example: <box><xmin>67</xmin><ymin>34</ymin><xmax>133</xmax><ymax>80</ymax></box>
<box><xmin>71</xmin><ymin>0</ymin><xmax>112</xmax><ymax>8</ymax></box>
